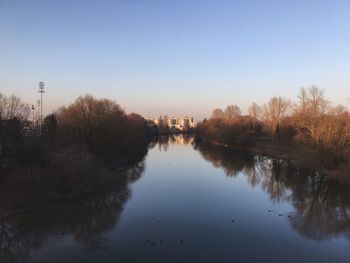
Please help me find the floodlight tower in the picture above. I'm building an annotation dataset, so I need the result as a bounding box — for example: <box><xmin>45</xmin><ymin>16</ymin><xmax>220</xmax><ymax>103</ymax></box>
<box><xmin>38</xmin><ymin>82</ymin><xmax>45</xmax><ymax>135</ymax></box>
<box><xmin>31</xmin><ymin>105</ymin><xmax>35</xmax><ymax>126</ymax></box>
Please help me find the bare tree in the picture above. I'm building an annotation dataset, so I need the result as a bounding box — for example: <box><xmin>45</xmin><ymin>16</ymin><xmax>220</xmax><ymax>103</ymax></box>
<box><xmin>0</xmin><ymin>93</ymin><xmax>30</xmax><ymax>167</ymax></box>
<box><xmin>224</xmin><ymin>105</ymin><xmax>241</xmax><ymax>120</ymax></box>
<box><xmin>292</xmin><ymin>86</ymin><xmax>349</xmax><ymax>165</ymax></box>
<box><xmin>292</xmin><ymin>87</ymin><xmax>307</xmax><ymax>118</ymax></box>
<box><xmin>248</xmin><ymin>102</ymin><xmax>262</xmax><ymax>120</ymax></box>
<box><xmin>315</xmin><ymin>115</ymin><xmax>350</xmax><ymax>167</ymax></box>
<box><xmin>57</xmin><ymin>94</ymin><xmax>127</xmax><ymax>146</ymax></box>
<box><xmin>295</xmin><ymin>86</ymin><xmax>329</xmax><ymax>143</ymax></box>
<box><xmin>308</xmin><ymin>86</ymin><xmax>329</xmax><ymax>117</ymax></box>
<box><xmin>263</xmin><ymin>96</ymin><xmax>290</xmax><ymax>134</ymax></box>
<box><xmin>211</xmin><ymin>108</ymin><xmax>224</xmax><ymax>119</ymax></box>
<box><xmin>329</xmin><ymin>104</ymin><xmax>348</xmax><ymax>117</ymax></box>
<box><xmin>297</xmin><ymin>87</ymin><xmax>308</xmax><ymax>112</ymax></box>
<box><xmin>0</xmin><ymin>94</ymin><xmax>30</xmax><ymax>121</ymax></box>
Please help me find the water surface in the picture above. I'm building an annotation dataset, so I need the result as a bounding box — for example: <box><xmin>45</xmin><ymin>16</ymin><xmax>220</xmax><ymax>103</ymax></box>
<box><xmin>2</xmin><ymin>135</ymin><xmax>350</xmax><ymax>262</ymax></box>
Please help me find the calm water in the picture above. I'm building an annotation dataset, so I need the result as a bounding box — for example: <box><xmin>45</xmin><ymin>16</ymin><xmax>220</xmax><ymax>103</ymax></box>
<box><xmin>2</xmin><ymin>135</ymin><xmax>350</xmax><ymax>263</ymax></box>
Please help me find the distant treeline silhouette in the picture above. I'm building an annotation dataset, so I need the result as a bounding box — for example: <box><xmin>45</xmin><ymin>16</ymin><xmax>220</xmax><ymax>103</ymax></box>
<box><xmin>196</xmin><ymin>86</ymin><xmax>350</xmax><ymax>169</ymax></box>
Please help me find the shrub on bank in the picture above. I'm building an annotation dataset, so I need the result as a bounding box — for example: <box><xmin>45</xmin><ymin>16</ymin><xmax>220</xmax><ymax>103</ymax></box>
<box><xmin>56</xmin><ymin>95</ymin><xmax>150</xmax><ymax>163</ymax></box>
<box><xmin>196</xmin><ymin>116</ymin><xmax>262</xmax><ymax>148</ymax></box>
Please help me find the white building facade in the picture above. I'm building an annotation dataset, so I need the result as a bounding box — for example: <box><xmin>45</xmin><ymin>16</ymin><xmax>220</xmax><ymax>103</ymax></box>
<box><xmin>146</xmin><ymin>115</ymin><xmax>196</xmax><ymax>131</ymax></box>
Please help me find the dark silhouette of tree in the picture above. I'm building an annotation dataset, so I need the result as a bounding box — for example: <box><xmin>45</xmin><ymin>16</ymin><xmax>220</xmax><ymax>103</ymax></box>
<box><xmin>42</xmin><ymin>113</ymin><xmax>58</xmax><ymax>141</ymax></box>
<box><xmin>56</xmin><ymin>94</ymin><xmax>149</xmax><ymax>164</ymax></box>
<box><xmin>0</xmin><ymin>94</ymin><xmax>30</xmax><ymax>169</ymax></box>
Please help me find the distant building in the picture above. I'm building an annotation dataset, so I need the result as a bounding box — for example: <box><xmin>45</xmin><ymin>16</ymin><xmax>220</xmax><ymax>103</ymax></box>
<box><xmin>146</xmin><ymin>115</ymin><xmax>196</xmax><ymax>131</ymax></box>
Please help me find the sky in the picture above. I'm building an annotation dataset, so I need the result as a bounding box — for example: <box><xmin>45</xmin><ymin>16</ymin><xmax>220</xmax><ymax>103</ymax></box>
<box><xmin>0</xmin><ymin>0</ymin><xmax>349</xmax><ymax>120</ymax></box>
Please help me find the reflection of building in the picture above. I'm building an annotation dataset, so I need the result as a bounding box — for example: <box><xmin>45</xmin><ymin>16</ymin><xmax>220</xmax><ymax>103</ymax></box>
<box><xmin>146</xmin><ymin>115</ymin><xmax>196</xmax><ymax>131</ymax></box>
<box><xmin>172</xmin><ymin>134</ymin><xmax>194</xmax><ymax>145</ymax></box>
<box><xmin>153</xmin><ymin>134</ymin><xmax>194</xmax><ymax>151</ymax></box>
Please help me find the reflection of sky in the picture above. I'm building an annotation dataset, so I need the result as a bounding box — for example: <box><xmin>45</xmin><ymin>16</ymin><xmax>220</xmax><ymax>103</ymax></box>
<box><xmin>114</xmin><ymin>142</ymin><xmax>350</xmax><ymax>262</ymax></box>
<box><xmin>24</xmin><ymin>138</ymin><xmax>350</xmax><ymax>262</ymax></box>
<box><xmin>1</xmin><ymin>0</ymin><xmax>349</xmax><ymax>119</ymax></box>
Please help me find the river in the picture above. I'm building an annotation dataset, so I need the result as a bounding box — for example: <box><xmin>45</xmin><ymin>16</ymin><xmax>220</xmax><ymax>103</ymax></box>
<box><xmin>1</xmin><ymin>135</ymin><xmax>350</xmax><ymax>262</ymax></box>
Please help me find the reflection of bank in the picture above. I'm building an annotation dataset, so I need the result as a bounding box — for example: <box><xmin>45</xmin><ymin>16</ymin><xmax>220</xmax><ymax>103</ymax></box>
<box><xmin>287</xmin><ymin>173</ymin><xmax>350</xmax><ymax>241</ymax></box>
<box><xmin>0</xmin><ymin>162</ymin><xmax>146</xmax><ymax>263</ymax></box>
<box><xmin>195</xmin><ymin>142</ymin><xmax>350</xmax><ymax>242</ymax></box>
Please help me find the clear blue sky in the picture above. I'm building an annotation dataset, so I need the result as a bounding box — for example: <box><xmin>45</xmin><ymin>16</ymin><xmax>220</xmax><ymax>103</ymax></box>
<box><xmin>1</xmin><ymin>0</ymin><xmax>349</xmax><ymax>119</ymax></box>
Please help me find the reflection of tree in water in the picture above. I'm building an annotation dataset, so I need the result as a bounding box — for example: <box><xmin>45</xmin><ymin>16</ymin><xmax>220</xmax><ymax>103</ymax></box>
<box><xmin>194</xmin><ymin>143</ymin><xmax>255</xmax><ymax>177</ymax></box>
<box><xmin>195</xmin><ymin>143</ymin><xmax>350</xmax><ymax>242</ymax></box>
<box><xmin>256</xmin><ymin>158</ymin><xmax>289</xmax><ymax>203</ymax></box>
<box><xmin>126</xmin><ymin>161</ymin><xmax>146</xmax><ymax>183</ymax></box>
<box><xmin>285</xmin><ymin>171</ymin><xmax>350</xmax><ymax>241</ymax></box>
<box><xmin>0</xmin><ymin>162</ymin><xmax>146</xmax><ymax>263</ymax></box>
<box><xmin>157</xmin><ymin>136</ymin><xmax>171</xmax><ymax>152</ymax></box>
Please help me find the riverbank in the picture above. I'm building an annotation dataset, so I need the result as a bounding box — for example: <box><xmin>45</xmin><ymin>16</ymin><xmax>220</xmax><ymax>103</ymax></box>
<box><xmin>207</xmin><ymin>140</ymin><xmax>350</xmax><ymax>184</ymax></box>
<box><xmin>251</xmin><ymin>142</ymin><xmax>350</xmax><ymax>183</ymax></box>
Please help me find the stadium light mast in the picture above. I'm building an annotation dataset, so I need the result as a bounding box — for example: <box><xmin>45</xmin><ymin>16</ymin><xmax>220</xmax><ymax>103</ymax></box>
<box><xmin>38</xmin><ymin>81</ymin><xmax>45</xmax><ymax>135</ymax></box>
<box><xmin>31</xmin><ymin>105</ymin><xmax>35</xmax><ymax>126</ymax></box>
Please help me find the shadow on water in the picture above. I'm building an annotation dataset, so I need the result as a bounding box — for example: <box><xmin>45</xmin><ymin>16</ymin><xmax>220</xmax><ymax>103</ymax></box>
<box><xmin>0</xmin><ymin>158</ymin><xmax>147</xmax><ymax>263</ymax></box>
<box><xmin>194</xmin><ymin>143</ymin><xmax>350</xmax><ymax>242</ymax></box>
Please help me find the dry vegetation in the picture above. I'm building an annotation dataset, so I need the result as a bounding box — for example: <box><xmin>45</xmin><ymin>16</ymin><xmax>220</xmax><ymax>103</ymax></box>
<box><xmin>0</xmin><ymin>93</ymin><xmax>151</xmax><ymax>216</ymax></box>
<box><xmin>55</xmin><ymin>94</ymin><xmax>150</xmax><ymax>163</ymax></box>
<box><xmin>196</xmin><ymin>86</ymin><xmax>350</xmax><ymax>174</ymax></box>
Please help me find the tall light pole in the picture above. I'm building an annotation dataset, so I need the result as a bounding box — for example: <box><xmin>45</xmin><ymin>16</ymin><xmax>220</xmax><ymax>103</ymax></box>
<box><xmin>38</xmin><ymin>82</ymin><xmax>45</xmax><ymax>135</ymax></box>
<box><xmin>31</xmin><ymin>105</ymin><xmax>35</xmax><ymax>127</ymax></box>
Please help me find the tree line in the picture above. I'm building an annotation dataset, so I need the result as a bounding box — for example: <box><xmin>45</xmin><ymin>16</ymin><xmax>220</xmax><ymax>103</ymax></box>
<box><xmin>0</xmin><ymin>93</ymin><xmax>152</xmax><ymax>213</ymax></box>
<box><xmin>196</xmin><ymin>86</ymin><xmax>350</xmax><ymax>168</ymax></box>
<box><xmin>0</xmin><ymin>93</ymin><xmax>152</xmax><ymax>168</ymax></box>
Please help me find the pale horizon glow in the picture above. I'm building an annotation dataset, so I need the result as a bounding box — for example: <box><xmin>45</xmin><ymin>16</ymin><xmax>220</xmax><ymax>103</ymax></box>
<box><xmin>1</xmin><ymin>0</ymin><xmax>349</xmax><ymax>120</ymax></box>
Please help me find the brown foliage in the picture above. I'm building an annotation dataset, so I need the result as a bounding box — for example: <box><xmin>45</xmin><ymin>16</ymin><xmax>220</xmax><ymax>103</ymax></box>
<box><xmin>196</xmin><ymin>116</ymin><xmax>262</xmax><ymax>148</ymax></box>
<box><xmin>56</xmin><ymin>95</ymin><xmax>149</xmax><ymax>163</ymax></box>
<box><xmin>292</xmin><ymin>87</ymin><xmax>350</xmax><ymax>166</ymax></box>
<box><xmin>278</xmin><ymin>117</ymin><xmax>297</xmax><ymax>144</ymax></box>
<box><xmin>199</xmin><ymin>86</ymin><xmax>350</xmax><ymax>169</ymax></box>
